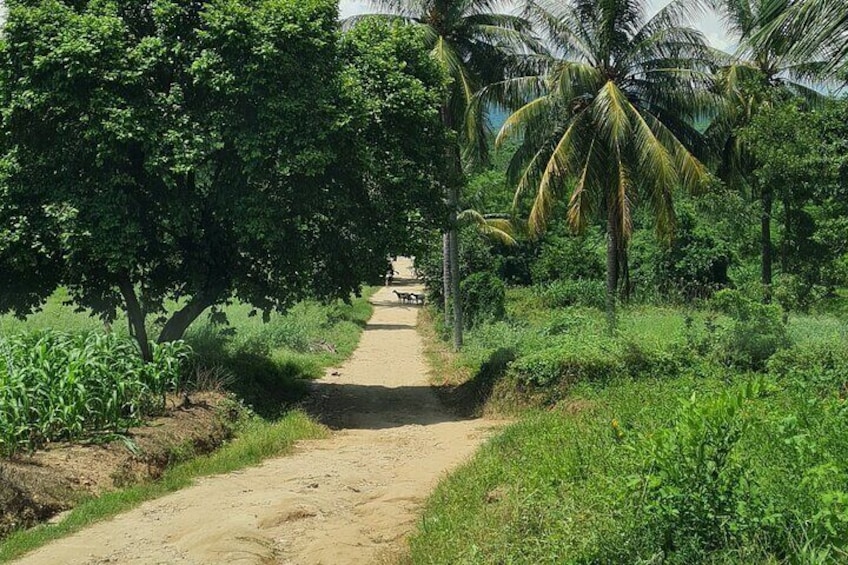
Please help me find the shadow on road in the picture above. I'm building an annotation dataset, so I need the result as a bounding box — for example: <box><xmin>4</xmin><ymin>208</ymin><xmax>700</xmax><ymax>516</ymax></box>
<box><xmin>305</xmin><ymin>381</ymin><xmax>472</xmax><ymax>430</ymax></box>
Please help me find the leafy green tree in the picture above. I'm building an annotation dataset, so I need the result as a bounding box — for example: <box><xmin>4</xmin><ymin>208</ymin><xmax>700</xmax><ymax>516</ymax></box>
<box><xmin>346</xmin><ymin>0</ymin><xmax>538</xmax><ymax>349</ymax></box>
<box><xmin>493</xmin><ymin>0</ymin><xmax>712</xmax><ymax>327</ymax></box>
<box><xmin>706</xmin><ymin>0</ymin><xmax>827</xmax><ymax>294</ymax></box>
<box><xmin>0</xmin><ymin>0</ymin><xmax>448</xmax><ymax>360</ymax></box>
<box><xmin>741</xmin><ymin>99</ymin><xmax>848</xmax><ymax>303</ymax></box>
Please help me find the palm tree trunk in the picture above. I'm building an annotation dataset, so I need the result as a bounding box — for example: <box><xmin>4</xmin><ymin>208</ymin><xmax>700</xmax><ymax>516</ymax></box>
<box><xmin>761</xmin><ymin>185</ymin><xmax>774</xmax><ymax>301</ymax></box>
<box><xmin>441</xmin><ymin>102</ymin><xmax>464</xmax><ymax>350</ymax></box>
<box><xmin>448</xmin><ymin>203</ymin><xmax>463</xmax><ymax>350</ymax></box>
<box><xmin>443</xmin><ymin>232</ymin><xmax>451</xmax><ymax>320</ymax></box>
<box><xmin>606</xmin><ymin>205</ymin><xmax>619</xmax><ymax>333</ymax></box>
<box><xmin>782</xmin><ymin>198</ymin><xmax>790</xmax><ymax>273</ymax></box>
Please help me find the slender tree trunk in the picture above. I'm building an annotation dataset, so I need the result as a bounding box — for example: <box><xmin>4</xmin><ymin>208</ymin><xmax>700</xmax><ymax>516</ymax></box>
<box><xmin>441</xmin><ymin>102</ymin><xmax>464</xmax><ymax>350</ymax></box>
<box><xmin>782</xmin><ymin>198</ymin><xmax>790</xmax><ymax>273</ymax></box>
<box><xmin>118</xmin><ymin>279</ymin><xmax>152</xmax><ymax>363</ymax></box>
<box><xmin>618</xmin><ymin>245</ymin><xmax>631</xmax><ymax>302</ymax></box>
<box><xmin>449</xmin><ymin>204</ymin><xmax>463</xmax><ymax>350</ymax></box>
<box><xmin>761</xmin><ymin>186</ymin><xmax>774</xmax><ymax>301</ymax></box>
<box><xmin>605</xmin><ymin>205</ymin><xmax>619</xmax><ymax>333</ymax></box>
<box><xmin>443</xmin><ymin>232</ymin><xmax>451</xmax><ymax>320</ymax></box>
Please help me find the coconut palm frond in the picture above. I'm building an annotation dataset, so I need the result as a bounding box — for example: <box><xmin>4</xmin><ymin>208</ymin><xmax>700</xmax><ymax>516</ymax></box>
<box><xmin>458</xmin><ymin>209</ymin><xmax>518</xmax><ymax>245</ymax></box>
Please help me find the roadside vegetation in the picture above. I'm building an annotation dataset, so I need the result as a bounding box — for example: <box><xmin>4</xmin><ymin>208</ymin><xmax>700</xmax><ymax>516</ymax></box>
<box><xmin>407</xmin><ymin>0</ymin><xmax>848</xmax><ymax>559</ymax></box>
<box><xmin>1</xmin><ymin>0</ymin><xmax>848</xmax><ymax>562</ymax></box>
<box><xmin>0</xmin><ymin>289</ymin><xmax>372</xmax><ymax>554</ymax></box>
<box><xmin>412</xmin><ymin>288</ymin><xmax>848</xmax><ymax>563</ymax></box>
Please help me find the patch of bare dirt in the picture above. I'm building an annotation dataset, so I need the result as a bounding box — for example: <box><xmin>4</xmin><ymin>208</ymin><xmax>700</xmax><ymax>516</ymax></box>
<box><xmin>0</xmin><ymin>392</ymin><xmax>235</xmax><ymax>539</ymax></box>
<box><xmin>12</xmin><ymin>258</ymin><xmax>500</xmax><ymax>565</ymax></box>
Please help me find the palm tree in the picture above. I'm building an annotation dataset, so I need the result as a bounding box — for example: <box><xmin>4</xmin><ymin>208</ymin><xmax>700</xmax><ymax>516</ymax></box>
<box><xmin>706</xmin><ymin>0</ymin><xmax>827</xmax><ymax>294</ymax></box>
<box><xmin>344</xmin><ymin>0</ymin><xmax>538</xmax><ymax>350</ymax></box>
<box><xmin>756</xmin><ymin>0</ymin><xmax>848</xmax><ymax>79</ymax></box>
<box><xmin>490</xmin><ymin>0</ymin><xmax>713</xmax><ymax>328</ymax></box>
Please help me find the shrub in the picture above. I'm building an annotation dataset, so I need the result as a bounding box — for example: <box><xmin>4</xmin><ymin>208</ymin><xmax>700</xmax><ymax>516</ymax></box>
<box><xmin>635</xmin><ymin>382</ymin><xmax>763</xmax><ymax>559</ymax></box>
<box><xmin>773</xmin><ymin>273</ymin><xmax>827</xmax><ymax>312</ymax></box>
<box><xmin>535</xmin><ymin>279</ymin><xmax>606</xmax><ymax>309</ymax></box>
<box><xmin>461</xmin><ymin>272</ymin><xmax>506</xmax><ymax>329</ymax></box>
<box><xmin>767</xmin><ymin>340</ymin><xmax>848</xmax><ymax>393</ymax></box>
<box><xmin>530</xmin><ymin>231</ymin><xmax>605</xmax><ymax>284</ymax></box>
<box><xmin>706</xmin><ymin>289</ymin><xmax>790</xmax><ymax>370</ymax></box>
<box><xmin>509</xmin><ymin>337</ymin><xmax>623</xmax><ymax>388</ymax></box>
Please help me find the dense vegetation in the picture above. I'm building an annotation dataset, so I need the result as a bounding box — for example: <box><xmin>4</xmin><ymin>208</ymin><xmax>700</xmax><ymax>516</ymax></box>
<box><xmin>0</xmin><ymin>0</ymin><xmax>447</xmax><ymax>358</ymax></box>
<box><xmin>407</xmin><ymin>0</ymin><xmax>848</xmax><ymax>559</ymax></box>
<box><xmin>411</xmin><ymin>286</ymin><xmax>848</xmax><ymax>563</ymax></box>
<box><xmin>0</xmin><ymin>332</ymin><xmax>190</xmax><ymax>456</ymax></box>
<box><xmin>0</xmin><ymin>0</ymin><xmax>847</xmax><ymax>560</ymax></box>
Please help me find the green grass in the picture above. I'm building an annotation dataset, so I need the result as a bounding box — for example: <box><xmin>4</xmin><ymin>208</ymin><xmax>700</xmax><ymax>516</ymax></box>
<box><xmin>0</xmin><ymin>410</ymin><xmax>326</xmax><ymax>563</ymax></box>
<box><xmin>412</xmin><ymin>289</ymin><xmax>848</xmax><ymax>563</ymax></box>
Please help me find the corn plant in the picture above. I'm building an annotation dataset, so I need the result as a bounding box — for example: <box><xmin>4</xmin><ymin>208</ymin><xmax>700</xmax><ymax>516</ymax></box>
<box><xmin>0</xmin><ymin>331</ymin><xmax>192</xmax><ymax>456</ymax></box>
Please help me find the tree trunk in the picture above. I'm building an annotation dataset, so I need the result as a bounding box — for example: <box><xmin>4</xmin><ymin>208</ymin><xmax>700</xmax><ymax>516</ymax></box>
<box><xmin>441</xmin><ymin>102</ymin><xmax>464</xmax><ymax>350</ymax></box>
<box><xmin>449</xmin><ymin>206</ymin><xmax>463</xmax><ymax>350</ymax></box>
<box><xmin>157</xmin><ymin>291</ymin><xmax>219</xmax><ymax>344</ymax></box>
<box><xmin>618</xmin><ymin>245</ymin><xmax>631</xmax><ymax>302</ymax></box>
<box><xmin>782</xmin><ymin>198</ymin><xmax>790</xmax><ymax>273</ymax></box>
<box><xmin>118</xmin><ymin>279</ymin><xmax>152</xmax><ymax>363</ymax></box>
<box><xmin>443</xmin><ymin>231</ymin><xmax>451</xmax><ymax>320</ymax></box>
<box><xmin>605</xmin><ymin>205</ymin><xmax>619</xmax><ymax>333</ymax></box>
<box><xmin>761</xmin><ymin>185</ymin><xmax>773</xmax><ymax>301</ymax></box>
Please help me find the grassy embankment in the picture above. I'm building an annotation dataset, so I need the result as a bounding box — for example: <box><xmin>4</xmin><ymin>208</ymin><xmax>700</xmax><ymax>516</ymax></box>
<box><xmin>0</xmin><ymin>288</ymin><xmax>375</xmax><ymax>561</ymax></box>
<box><xmin>412</xmin><ymin>287</ymin><xmax>848</xmax><ymax>564</ymax></box>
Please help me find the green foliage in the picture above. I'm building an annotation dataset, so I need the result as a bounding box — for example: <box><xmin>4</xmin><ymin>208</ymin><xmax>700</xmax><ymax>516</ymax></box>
<box><xmin>637</xmin><ymin>382</ymin><xmax>763</xmax><ymax>559</ymax></box>
<box><xmin>530</xmin><ymin>230</ymin><xmax>605</xmax><ymax>285</ymax></box>
<box><xmin>0</xmin><ymin>0</ymin><xmax>447</xmax><ymax>354</ymax></box>
<box><xmin>706</xmin><ymin>289</ymin><xmax>790</xmax><ymax>370</ymax></box>
<box><xmin>460</xmin><ymin>272</ymin><xmax>506</xmax><ymax>329</ymax></box>
<box><xmin>534</xmin><ymin>279</ymin><xmax>606</xmax><ymax>309</ymax></box>
<box><xmin>0</xmin><ymin>332</ymin><xmax>191</xmax><ymax>455</ymax></box>
<box><xmin>184</xmin><ymin>291</ymin><xmax>375</xmax><ymax>418</ymax></box>
<box><xmin>767</xmin><ymin>340</ymin><xmax>848</xmax><ymax>394</ymax></box>
<box><xmin>411</xmin><ymin>285</ymin><xmax>848</xmax><ymax>564</ymax></box>
<box><xmin>630</xmin><ymin>199</ymin><xmax>734</xmax><ymax>301</ymax></box>
<box><xmin>410</xmin><ymin>373</ymin><xmax>848</xmax><ymax>564</ymax></box>
<box><xmin>509</xmin><ymin>336</ymin><xmax>622</xmax><ymax>388</ymax></box>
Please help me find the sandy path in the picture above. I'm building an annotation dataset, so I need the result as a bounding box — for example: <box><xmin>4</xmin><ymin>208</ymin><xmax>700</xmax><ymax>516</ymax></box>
<box><xmin>14</xmin><ymin>258</ymin><xmax>493</xmax><ymax>565</ymax></box>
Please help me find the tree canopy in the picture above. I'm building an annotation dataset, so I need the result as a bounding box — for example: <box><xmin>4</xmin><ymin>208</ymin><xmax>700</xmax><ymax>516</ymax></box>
<box><xmin>0</xmin><ymin>0</ymin><xmax>448</xmax><ymax>359</ymax></box>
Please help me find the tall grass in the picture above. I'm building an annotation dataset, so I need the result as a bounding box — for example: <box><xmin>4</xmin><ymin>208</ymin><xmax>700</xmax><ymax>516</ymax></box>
<box><xmin>411</xmin><ymin>287</ymin><xmax>848</xmax><ymax>563</ymax></box>
<box><xmin>0</xmin><ymin>332</ymin><xmax>191</xmax><ymax>456</ymax></box>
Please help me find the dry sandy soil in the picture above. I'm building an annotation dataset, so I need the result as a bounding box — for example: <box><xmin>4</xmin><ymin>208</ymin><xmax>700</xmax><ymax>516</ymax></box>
<box><xmin>13</xmin><ymin>258</ymin><xmax>495</xmax><ymax>565</ymax></box>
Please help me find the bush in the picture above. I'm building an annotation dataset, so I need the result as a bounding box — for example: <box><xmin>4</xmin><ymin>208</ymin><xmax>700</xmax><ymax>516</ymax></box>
<box><xmin>705</xmin><ymin>289</ymin><xmax>790</xmax><ymax>370</ymax></box>
<box><xmin>767</xmin><ymin>340</ymin><xmax>848</xmax><ymax>393</ymax></box>
<box><xmin>535</xmin><ymin>279</ymin><xmax>606</xmax><ymax>309</ymax></box>
<box><xmin>530</xmin><ymin>231</ymin><xmax>605</xmax><ymax>284</ymax></box>
<box><xmin>461</xmin><ymin>272</ymin><xmax>506</xmax><ymax>329</ymax></box>
<box><xmin>773</xmin><ymin>273</ymin><xmax>827</xmax><ymax>312</ymax></box>
<box><xmin>629</xmin><ymin>203</ymin><xmax>733</xmax><ymax>301</ymax></box>
<box><xmin>635</xmin><ymin>382</ymin><xmax>763</xmax><ymax>559</ymax></box>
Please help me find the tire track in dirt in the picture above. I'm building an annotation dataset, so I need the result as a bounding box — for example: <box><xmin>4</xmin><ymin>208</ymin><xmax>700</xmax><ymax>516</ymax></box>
<box><xmin>14</xmin><ymin>258</ymin><xmax>495</xmax><ymax>565</ymax></box>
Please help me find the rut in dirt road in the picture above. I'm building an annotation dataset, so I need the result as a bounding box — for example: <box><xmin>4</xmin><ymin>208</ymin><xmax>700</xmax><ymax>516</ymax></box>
<box><xmin>14</xmin><ymin>258</ymin><xmax>495</xmax><ymax>565</ymax></box>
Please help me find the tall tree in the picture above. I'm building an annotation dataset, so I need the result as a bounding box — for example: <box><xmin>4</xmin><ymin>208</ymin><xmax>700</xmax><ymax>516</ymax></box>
<box><xmin>706</xmin><ymin>0</ymin><xmax>826</xmax><ymax>296</ymax></box>
<box><xmin>756</xmin><ymin>0</ymin><xmax>848</xmax><ymax>79</ymax></box>
<box><xmin>492</xmin><ymin>0</ymin><xmax>712</xmax><ymax>328</ymax></box>
<box><xmin>0</xmin><ymin>0</ymin><xmax>448</xmax><ymax>359</ymax></box>
<box><xmin>345</xmin><ymin>0</ymin><xmax>538</xmax><ymax>350</ymax></box>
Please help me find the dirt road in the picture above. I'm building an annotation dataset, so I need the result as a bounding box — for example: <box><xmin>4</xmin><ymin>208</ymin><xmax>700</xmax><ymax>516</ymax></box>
<box><xmin>14</xmin><ymin>258</ymin><xmax>493</xmax><ymax>565</ymax></box>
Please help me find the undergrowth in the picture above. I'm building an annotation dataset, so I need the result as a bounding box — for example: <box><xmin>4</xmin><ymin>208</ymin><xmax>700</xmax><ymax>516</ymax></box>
<box><xmin>412</xmin><ymin>286</ymin><xmax>848</xmax><ymax>563</ymax></box>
